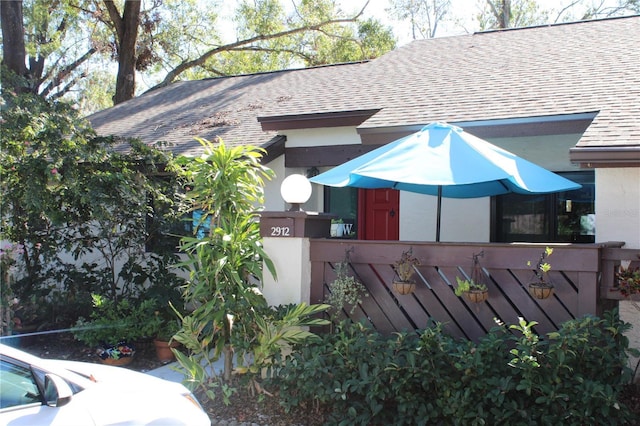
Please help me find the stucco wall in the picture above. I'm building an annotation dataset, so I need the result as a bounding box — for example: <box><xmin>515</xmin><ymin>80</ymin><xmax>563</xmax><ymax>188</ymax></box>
<box><xmin>264</xmin><ymin>155</ymin><xmax>286</xmax><ymax>211</ymax></box>
<box><xmin>489</xmin><ymin>134</ymin><xmax>583</xmax><ymax>173</ymax></box>
<box><xmin>400</xmin><ymin>192</ymin><xmax>490</xmax><ymax>242</ymax></box>
<box><xmin>597</xmin><ymin>168</ymin><xmax>640</xmax><ymax>382</ymax></box>
<box><xmin>260</xmin><ymin>237</ymin><xmax>311</xmax><ymax>306</ymax></box>
<box><xmin>595</xmin><ymin>168</ymin><xmax>640</xmax><ymax>248</ymax></box>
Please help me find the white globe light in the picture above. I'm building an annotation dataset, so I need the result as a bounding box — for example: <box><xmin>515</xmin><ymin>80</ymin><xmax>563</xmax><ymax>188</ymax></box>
<box><xmin>280</xmin><ymin>174</ymin><xmax>312</xmax><ymax>210</ymax></box>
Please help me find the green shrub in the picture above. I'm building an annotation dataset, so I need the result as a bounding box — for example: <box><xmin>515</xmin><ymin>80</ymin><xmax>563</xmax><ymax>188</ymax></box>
<box><xmin>72</xmin><ymin>294</ymin><xmax>160</xmax><ymax>347</ymax></box>
<box><xmin>268</xmin><ymin>310</ymin><xmax>636</xmax><ymax>425</ymax></box>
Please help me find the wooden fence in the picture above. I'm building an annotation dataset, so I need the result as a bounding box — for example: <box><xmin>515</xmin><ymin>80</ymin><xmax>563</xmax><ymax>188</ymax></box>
<box><xmin>310</xmin><ymin>240</ymin><xmax>639</xmax><ymax>340</ymax></box>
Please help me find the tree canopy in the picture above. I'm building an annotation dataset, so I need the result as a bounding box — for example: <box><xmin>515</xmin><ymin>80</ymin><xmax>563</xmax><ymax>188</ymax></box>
<box><xmin>2</xmin><ymin>0</ymin><xmax>638</xmax><ymax>115</ymax></box>
<box><xmin>388</xmin><ymin>0</ymin><xmax>640</xmax><ymax>40</ymax></box>
<box><xmin>1</xmin><ymin>0</ymin><xmax>395</xmax><ymax>113</ymax></box>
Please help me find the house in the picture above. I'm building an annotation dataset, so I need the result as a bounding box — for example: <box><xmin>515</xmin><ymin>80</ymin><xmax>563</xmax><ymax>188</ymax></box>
<box><xmin>89</xmin><ymin>15</ymin><xmax>640</xmax><ymax>249</ymax></box>
<box><xmin>89</xmin><ymin>16</ymin><xmax>640</xmax><ymax>356</ymax></box>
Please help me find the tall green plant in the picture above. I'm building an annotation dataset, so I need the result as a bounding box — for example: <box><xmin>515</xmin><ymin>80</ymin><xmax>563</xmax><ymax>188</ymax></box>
<box><xmin>172</xmin><ymin>137</ymin><xmax>277</xmax><ymax>384</ymax></box>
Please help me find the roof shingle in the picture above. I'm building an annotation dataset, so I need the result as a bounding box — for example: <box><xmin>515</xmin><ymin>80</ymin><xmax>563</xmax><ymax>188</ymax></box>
<box><xmin>89</xmin><ymin>16</ymin><xmax>640</xmax><ymax>155</ymax></box>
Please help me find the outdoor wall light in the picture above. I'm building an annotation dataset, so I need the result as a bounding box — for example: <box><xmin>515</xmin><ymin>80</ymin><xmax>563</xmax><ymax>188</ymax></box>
<box><xmin>280</xmin><ymin>174</ymin><xmax>312</xmax><ymax>211</ymax></box>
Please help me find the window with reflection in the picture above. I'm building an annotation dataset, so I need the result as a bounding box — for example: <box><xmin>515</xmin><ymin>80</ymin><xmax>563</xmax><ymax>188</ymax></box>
<box><xmin>326</xmin><ymin>186</ymin><xmax>358</xmax><ymax>238</ymax></box>
<box><xmin>494</xmin><ymin>171</ymin><xmax>595</xmax><ymax>243</ymax></box>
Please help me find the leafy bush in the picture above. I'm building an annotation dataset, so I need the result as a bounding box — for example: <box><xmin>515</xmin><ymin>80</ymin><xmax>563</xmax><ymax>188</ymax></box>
<box><xmin>72</xmin><ymin>294</ymin><xmax>161</xmax><ymax>347</ymax></box>
<box><xmin>268</xmin><ymin>310</ymin><xmax>636</xmax><ymax>425</ymax></box>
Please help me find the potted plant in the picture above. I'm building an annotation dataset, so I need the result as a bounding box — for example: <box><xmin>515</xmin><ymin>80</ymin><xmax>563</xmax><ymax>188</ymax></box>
<box><xmin>152</xmin><ymin>317</ymin><xmax>181</xmax><ymax>363</ymax></box>
<box><xmin>392</xmin><ymin>249</ymin><xmax>420</xmax><ymax>295</ymax></box>
<box><xmin>72</xmin><ymin>294</ymin><xmax>158</xmax><ymax>365</ymax></box>
<box><xmin>325</xmin><ymin>253</ymin><xmax>368</xmax><ymax>320</ymax></box>
<box><xmin>454</xmin><ymin>277</ymin><xmax>488</xmax><ymax>303</ymax></box>
<box><xmin>454</xmin><ymin>251</ymin><xmax>488</xmax><ymax>303</ymax></box>
<box><xmin>615</xmin><ymin>264</ymin><xmax>640</xmax><ymax>297</ymax></box>
<box><xmin>330</xmin><ymin>218</ymin><xmax>344</xmax><ymax>237</ymax></box>
<box><xmin>527</xmin><ymin>247</ymin><xmax>554</xmax><ymax>299</ymax></box>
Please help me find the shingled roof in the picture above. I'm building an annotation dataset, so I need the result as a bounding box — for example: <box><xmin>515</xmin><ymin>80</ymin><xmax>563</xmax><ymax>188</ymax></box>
<box><xmin>89</xmin><ymin>15</ymin><xmax>640</xmax><ymax>166</ymax></box>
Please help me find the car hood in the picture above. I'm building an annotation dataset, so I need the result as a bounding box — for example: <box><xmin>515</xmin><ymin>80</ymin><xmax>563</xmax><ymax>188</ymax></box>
<box><xmin>50</xmin><ymin>359</ymin><xmax>188</xmax><ymax>393</ymax></box>
<box><xmin>48</xmin><ymin>360</ymin><xmax>209</xmax><ymax>426</ymax></box>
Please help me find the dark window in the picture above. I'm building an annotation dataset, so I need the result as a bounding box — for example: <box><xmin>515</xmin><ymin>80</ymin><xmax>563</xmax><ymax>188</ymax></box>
<box><xmin>147</xmin><ymin>207</ymin><xmax>211</xmax><ymax>252</ymax></box>
<box><xmin>493</xmin><ymin>171</ymin><xmax>595</xmax><ymax>243</ymax></box>
<box><xmin>325</xmin><ymin>186</ymin><xmax>358</xmax><ymax>238</ymax></box>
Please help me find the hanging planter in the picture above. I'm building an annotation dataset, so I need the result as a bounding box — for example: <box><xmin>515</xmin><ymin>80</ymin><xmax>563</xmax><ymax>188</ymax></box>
<box><xmin>393</xmin><ymin>280</ymin><xmax>416</xmax><ymax>295</ymax></box>
<box><xmin>527</xmin><ymin>247</ymin><xmax>555</xmax><ymax>300</ymax></box>
<box><xmin>454</xmin><ymin>251</ymin><xmax>488</xmax><ymax>303</ymax></box>
<box><xmin>392</xmin><ymin>249</ymin><xmax>420</xmax><ymax>295</ymax></box>
<box><xmin>462</xmin><ymin>288</ymin><xmax>489</xmax><ymax>303</ymax></box>
<box><xmin>528</xmin><ymin>282</ymin><xmax>554</xmax><ymax>299</ymax></box>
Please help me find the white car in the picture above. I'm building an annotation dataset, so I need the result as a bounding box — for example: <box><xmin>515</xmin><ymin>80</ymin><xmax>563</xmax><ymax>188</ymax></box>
<box><xmin>0</xmin><ymin>343</ymin><xmax>211</xmax><ymax>426</ymax></box>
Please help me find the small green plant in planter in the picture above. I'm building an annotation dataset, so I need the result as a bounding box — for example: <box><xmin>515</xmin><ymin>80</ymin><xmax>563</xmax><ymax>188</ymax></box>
<box><xmin>72</xmin><ymin>294</ymin><xmax>159</xmax><ymax>364</ymax></box>
<box><xmin>392</xmin><ymin>249</ymin><xmax>420</xmax><ymax>295</ymax></box>
<box><xmin>455</xmin><ymin>277</ymin><xmax>488</xmax><ymax>303</ymax></box>
<box><xmin>325</xmin><ymin>259</ymin><xmax>368</xmax><ymax>320</ymax></box>
<box><xmin>527</xmin><ymin>247</ymin><xmax>554</xmax><ymax>299</ymax></box>
<box><xmin>454</xmin><ymin>251</ymin><xmax>488</xmax><ymax>303</ymax></box>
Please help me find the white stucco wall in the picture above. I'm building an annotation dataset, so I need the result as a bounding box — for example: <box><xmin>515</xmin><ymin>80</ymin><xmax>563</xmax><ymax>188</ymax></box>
<box><xmin>597</xmin><ymin>168</ymin><xmax>640</xmax><ymax>382</ymax></box>
<box><xmin>399</xmin><ymin>192</ymin><xmax>490</xmax><ymax>242</ymax></box>
<box><xmin>260</xmin><ymin>237</ymin><xmax>311</xmax><ymax>307</ymax></box>
<box><xmin>284</xmin><ymin>127</ymin><xmax>361</xmax><ymax>148</ymax></box>
<box><xmin>264</xmin><ymin>155</ymin><xmax>286</xmax><ymax>211</ymax></box>
<box><xmin>489</xmin><ymin>134</ymin><xmax>583</xmax><ymax>173</ymax></box>
<box><xmin>595</xmin><ymin>168</ymin><xmax>640</xmax><ymax>247</ymax></box>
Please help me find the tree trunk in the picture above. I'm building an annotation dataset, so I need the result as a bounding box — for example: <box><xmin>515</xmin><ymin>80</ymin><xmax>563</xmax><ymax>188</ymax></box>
<box><xmin>107</xmin><ymin>0</ymin><xmax>141</xmax><ymax>104</ymax></box>
<box><xmin>223</xmin><ymin>344</ymin><xmax>233</xmax><ymax>382</ymax></box>
<box><xmin>1</xmin><ymin>0</ymin><xmax>28</xmax><ymax>93</ymax></box>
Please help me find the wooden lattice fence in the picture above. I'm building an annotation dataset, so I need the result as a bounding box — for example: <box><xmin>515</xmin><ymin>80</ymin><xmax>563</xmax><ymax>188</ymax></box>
<box><xmin>310</xmin><ymin>240</ymin><xmax>635</xmax><ymax>340</ymax></box>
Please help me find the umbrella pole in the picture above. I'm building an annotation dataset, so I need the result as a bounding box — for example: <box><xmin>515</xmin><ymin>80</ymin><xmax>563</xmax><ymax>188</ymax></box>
<box><xmin>436</xmin><ymin>186</ymin><xmax>442</xmax><ymax>242</ymax></box>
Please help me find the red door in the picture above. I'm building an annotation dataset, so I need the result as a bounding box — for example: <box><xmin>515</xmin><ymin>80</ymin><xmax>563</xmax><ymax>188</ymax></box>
<box><xmin>359</xmin><ymin>188</ymin><xmax>399</xmax><ymax>240</ymax></box>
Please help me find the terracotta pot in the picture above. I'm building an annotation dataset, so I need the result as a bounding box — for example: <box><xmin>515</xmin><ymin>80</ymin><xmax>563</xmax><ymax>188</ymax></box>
<box><xmin>393</xmin><ymin>280</ymin><xmax>416</xmax><ymax>295</ymax></box>
<box><xmin>154</xmin><ymin>339</ymin><xmax>179</xmax><ymax>363</ymax></box>
<box><xmin>100</xmin><ymin>355</ymin><xmax>134</xmax><ymax>366</ymax></box>
<box><xmin>463</xmin><ymin>289</ymin><xmax>488</xmax><ymax>303</ymax></box>
<box><xmin>529</xmin><ymin>282</ymin><xmax>554</xmax><ymax>299</ymax></box>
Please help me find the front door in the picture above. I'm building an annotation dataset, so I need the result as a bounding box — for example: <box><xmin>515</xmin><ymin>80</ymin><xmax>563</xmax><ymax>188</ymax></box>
<box><xmin>360</xmin><ymin>188</ymin><xmax>399</xmax><ymax>240</ymax></box>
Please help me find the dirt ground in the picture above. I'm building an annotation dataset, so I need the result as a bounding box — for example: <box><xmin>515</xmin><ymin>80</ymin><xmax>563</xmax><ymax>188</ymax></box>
<box><xmin>16</xmin><ymin>332</ymin><xmax>323</xmax><ymax>425</ymax></box>
<box><xmin>15</xmin><ymin>332</ymin><xmax>640</xmax><ymax>425</ymax></box>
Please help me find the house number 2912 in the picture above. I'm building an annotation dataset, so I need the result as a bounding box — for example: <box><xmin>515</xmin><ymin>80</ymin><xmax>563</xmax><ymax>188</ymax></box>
<box><xmin>270</xmin><ymin>226</ymin><xmax>291</xmax><ymax>237</ymax></box>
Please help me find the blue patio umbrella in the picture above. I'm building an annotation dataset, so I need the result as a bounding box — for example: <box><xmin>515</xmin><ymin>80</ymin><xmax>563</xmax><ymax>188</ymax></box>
<box><xmin>309</xmin><ymin>122</ymin><xmax>581</xmax><ymax>241</ymax></box>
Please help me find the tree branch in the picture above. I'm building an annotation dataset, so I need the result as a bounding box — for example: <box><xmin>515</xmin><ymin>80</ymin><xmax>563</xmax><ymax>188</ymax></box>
<box><xmin>103</xmin><ymin>0</ymin><xmax>124</xmax><ymax>43</ymax></box>
<box><xmin>149</xmin><ymin>7</ymin><xmax>367</xmax><ymax>91</ymax></box>
<box><xmin>40</xmin><ymin>47</ymin><xmax>97</xmax><ymax>98</ymax></box>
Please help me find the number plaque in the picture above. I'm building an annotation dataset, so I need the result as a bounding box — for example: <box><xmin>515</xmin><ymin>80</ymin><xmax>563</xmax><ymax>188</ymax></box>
<box><xmin>260</xmin><ymin>217</ymin><xmax>295</xmax><ymax>237</ymax></box>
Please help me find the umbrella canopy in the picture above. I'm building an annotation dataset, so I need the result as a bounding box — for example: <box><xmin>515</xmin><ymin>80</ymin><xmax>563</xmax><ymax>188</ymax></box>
<box><xmin>309</xmin><ymin>122</ymin><xmax>581</xmax><ymax>241</ymax></box>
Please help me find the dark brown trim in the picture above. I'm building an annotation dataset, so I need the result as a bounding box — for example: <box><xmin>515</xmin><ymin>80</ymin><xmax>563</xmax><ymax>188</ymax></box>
<box><xmin>569</xmin><ymin>146</ymin><xmax>640</xmax><ymax>168</ymax></box>
<box><xmin>258</xmin><ymin>109</ymin><xmax>380</xmax><ymax>131</ymax></box>
<box><xmin>358</xmin><ymin>117</ymin><xmax>595</xmax><ymax>145</ymax></box>
<box><xmin>285</xmin><ymin>144</ymin><xmax>384</xmax><ymax>168</ymax></box>
<box><xmin>261</xmin><ymin>135</ymin><xmax>286</xmax><ymax>164</ymax></box>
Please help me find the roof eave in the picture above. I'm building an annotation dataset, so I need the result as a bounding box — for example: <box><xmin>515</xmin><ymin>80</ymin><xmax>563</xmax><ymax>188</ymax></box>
<box><xmin>258</xmin><ymin>109</ymin><xmax>380</xmax><ymax>131</ymax></box>
<box><xmin>569</xmin><ymin>146</ymin><xmax>640</xmax><ymax>168</ymax></box>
